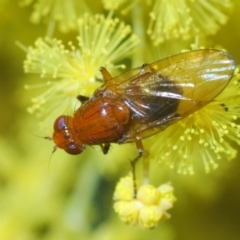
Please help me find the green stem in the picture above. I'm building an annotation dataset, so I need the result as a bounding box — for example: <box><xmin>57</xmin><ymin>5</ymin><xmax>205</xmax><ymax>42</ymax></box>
<box><xmin>131</xmin><ymin>4</ymin><xmax>146</xmax><ymax>66</ymax></box>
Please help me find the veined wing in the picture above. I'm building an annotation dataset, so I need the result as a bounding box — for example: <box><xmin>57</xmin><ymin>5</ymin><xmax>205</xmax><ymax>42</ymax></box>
<box><xmin>103</xmin><ymin>49</ymin><xmax>236</xmax><ymax>143</ymax></box>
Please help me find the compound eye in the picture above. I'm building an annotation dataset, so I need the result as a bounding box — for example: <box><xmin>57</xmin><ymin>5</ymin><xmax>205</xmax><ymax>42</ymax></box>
<box><xmin>64</xmin><ymin>144</ymin><xmax>83</xmax><ymax>155</ymax></box>
<box><xmin>54</xmin><ymin>115</ymin><xmax>68</xmax><ymax>131</ymax></box>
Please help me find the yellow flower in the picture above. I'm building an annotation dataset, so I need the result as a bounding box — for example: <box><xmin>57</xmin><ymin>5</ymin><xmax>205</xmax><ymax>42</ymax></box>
<box><xmin>19</xmin><ymin>0</ymin><xmax>90</xmax><ymax>32</ymax></box>
<box><xmin>1</xmin><ymin>0</ymin><xmax>240</xmax><ymax>238</ymax></box>
<box><xmin>113</xmin><ymin>175</ymin><xmax>176</xmax><ymax>229</ymax></box>
<box><xmin>147</xmin><ymin>68</ymin><xmax>240</xmax><ymax>174</ymax></box>
<box><xmin>147</xmin><ymin>0</ymin><xmax>232</xmax><ymax>45</ymax></box>
<box><xmin>23</xmin><ymin>13</ymin><xmax>139</xmax><ymax>130</ymax></box>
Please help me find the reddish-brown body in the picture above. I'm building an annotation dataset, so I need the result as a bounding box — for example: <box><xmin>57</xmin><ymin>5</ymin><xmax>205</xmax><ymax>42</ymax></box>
<box><xmin>53</xmin><ymin>97</ymin><xmax>131</xmax><ymax>154</ymax></box>
<box><xmin>73</xmin><ymin>98</ymin><xmax>130</xmax><ymax>144</ymax></box>
<box><xmin>52</xmin><ymin>49</ymin><xmax>235</xmax><ymax>157</ymax></box>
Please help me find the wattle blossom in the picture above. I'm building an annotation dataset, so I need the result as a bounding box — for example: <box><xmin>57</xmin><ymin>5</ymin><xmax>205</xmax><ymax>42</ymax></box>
<box><xmin>113</xmin><ymin>175</ymin><xmax>176</xmax><ymax>229</ymax></box>
<box><xmin>23</xmin><ymin>13</ymin><xmax>139</xmax><ymax>130</ymax></box>
<box><xmin>0</xmin><ymin>0</ymin><xmax>239</xmax><ymax>238</ymax></box>
<box><xmin>19</xmin><ymin>0</ymin><xmax>90</xmax><ymax>32</ymax></box>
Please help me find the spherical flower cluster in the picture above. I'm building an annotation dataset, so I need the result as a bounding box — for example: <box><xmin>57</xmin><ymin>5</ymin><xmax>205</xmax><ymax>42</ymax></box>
<box><xmin>23</xmin><ymin>13</ymin><xmax>139</xmax><ymax>130</ymax></box>
<box><xmin>148</xmin><ymin>0</ymin><xmax>232</xmax><ymax>45</ymax></box>
<box><xmin>20</xmin><ymin>0</ymin><xmax>90</xmax><ymax>32</ymax></box>
<box><xmin>113</xmin><ymin>175</ymin><xmax>176</xmax><ymax>229</ymax></box>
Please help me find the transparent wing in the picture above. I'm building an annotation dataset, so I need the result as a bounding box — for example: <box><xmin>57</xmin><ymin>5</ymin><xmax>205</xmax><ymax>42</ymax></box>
<box><xmin>101</xmin><ymin>49</ymin><xmax>236</xmax><ymax>143</ymax></box>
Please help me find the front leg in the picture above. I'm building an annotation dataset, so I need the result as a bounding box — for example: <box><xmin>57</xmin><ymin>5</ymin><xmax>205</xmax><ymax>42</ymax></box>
<box><xmin>100</xmin><ymin>67</ymin><xmax>113</xmax><ymax>81</ymax></box>
<box><xmin>77</xmin><ymin>95</ymin><xmax>89</xmax><ymax>104</ymax></box>
<box><xmin>100</xmin><ymin>143</ymin><xmax>110</xmax><ymax>154</ymax></box>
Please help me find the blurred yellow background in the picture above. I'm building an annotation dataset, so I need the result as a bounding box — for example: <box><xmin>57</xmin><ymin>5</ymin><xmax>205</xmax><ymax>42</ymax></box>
<box><xmin>0</xmin><ymin>1</ymin><xmax>240</xmax><ymax>240</ymax></box>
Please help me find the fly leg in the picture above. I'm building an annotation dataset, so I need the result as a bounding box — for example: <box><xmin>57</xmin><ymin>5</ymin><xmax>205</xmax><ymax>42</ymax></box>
<box><xmin>100</xmin><ymin>143</ymin><xmax>110</xmax><ymax>154</ymax></box>
<box><xmin>131</xmin><ymin>140</ymin><xmax>149</xmax><ymax>197</ymax></box>
<box><xmin>100</xmin><ymin>67</ymin><xmax>112</xmax><ymax>81</ymax></box>
<box><xmin>77</xmin><ymin>95</ymin><xmax>89</xmax><ymax>104</ymax></box>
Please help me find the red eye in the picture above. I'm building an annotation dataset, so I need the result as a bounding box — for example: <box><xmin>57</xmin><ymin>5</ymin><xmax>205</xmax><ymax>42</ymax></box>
<box><xmin>64</xmin><ymin>144</ymin><xmax>84</xmax><ymax>155</ymax></box>
<box><xmin>54</xmin><ymin>115</ymin><xmax>68</xmax><ymax>131</ymax></box>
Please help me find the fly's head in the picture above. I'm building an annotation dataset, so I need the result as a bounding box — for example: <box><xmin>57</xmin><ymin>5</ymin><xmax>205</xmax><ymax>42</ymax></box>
<box><xmin>52</xmin><ymin>115</ymin><xmax>84</xmax><ymax>154</ymax></box>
